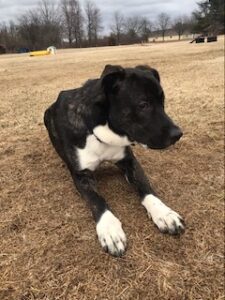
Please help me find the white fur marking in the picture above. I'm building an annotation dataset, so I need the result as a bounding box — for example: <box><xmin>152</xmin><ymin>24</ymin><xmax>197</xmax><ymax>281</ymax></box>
<box><xmin>142</xmin><ymin>194</ymin><xmax>184</xmax><ymax>233</ymax></box>
<box><xmin>76</xmin><ymin>132</ymin><xmax>126</xmax><ymax>171</ymax></box>
<box><xmin>125</xmin><ymin>174</ymin><xmax>130</xmax><ymax>183</ymax></box>
<box><xmin>140</xmin><ymin>144</ymin><xmax>148</xmax><ymax>149</ymax></box>
<box><xmin>93</xmin><ymin>123</ymin><xmax>131</xmax><ymax>146</ymax></box>
<box><xmin>96</xmin><ymin>210</ymin><xmax>127</xmax><ymax>256</ymax></box>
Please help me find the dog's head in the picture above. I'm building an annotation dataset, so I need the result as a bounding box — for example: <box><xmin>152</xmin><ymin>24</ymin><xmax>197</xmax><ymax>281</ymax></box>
<box><xmin>101</xmin><ymin>64</ymin><xmax>182</xmax><ymax>149</ymax></box>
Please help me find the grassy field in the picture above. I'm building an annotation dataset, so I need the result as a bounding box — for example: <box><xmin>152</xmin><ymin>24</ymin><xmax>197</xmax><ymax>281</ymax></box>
<box><xmin>0</xmin><ymin>38</ymin><xmax>224</xmax><ymax>300</ymax></box>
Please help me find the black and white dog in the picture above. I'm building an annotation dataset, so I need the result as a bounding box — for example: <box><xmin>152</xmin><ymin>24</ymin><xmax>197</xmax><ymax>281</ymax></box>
<box><xmin>44</xmin><ymin>64</ymin><xmax>185</xmax><ymax>256</ymax></box>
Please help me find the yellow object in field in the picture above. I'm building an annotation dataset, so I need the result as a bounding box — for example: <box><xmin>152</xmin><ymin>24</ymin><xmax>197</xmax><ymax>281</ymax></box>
<box><xmin>29</xmin><ymin>50</ymin><xmax>50</xmax><ymax>57</ymax></box>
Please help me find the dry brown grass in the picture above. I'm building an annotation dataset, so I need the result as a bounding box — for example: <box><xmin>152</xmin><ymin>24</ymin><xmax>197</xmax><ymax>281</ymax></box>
<box><xmin>0</xmin><ymin>38</ymin><xmax>224</xmax><ymax>300</ymax></box>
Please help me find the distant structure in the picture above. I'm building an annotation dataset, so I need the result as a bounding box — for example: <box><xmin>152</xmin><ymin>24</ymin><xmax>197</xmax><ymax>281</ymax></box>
<box><xmin>190</xmin><ymin>35</ymin><xmax>218</xmax><ymax>43</ymax></box>
<box><xmin>148</xmin><ymin>29</ymin><xmax>194</xmax><ymax>43</ymax></box>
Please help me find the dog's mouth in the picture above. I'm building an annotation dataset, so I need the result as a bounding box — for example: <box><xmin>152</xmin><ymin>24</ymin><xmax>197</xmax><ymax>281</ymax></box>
<box><xmin>142</xmin><ymin>144</ymin><xmax>171</xmax><ymax>150</ymax></box>
<box><xmin>140</xmin><ymin>138</ymin><xmax>181</xmax><ymax>150</ymax></box>
<box><xmin>138</xmin><ymin>128</ymin><xmax>183</xmax><ymax>150</ymax></box>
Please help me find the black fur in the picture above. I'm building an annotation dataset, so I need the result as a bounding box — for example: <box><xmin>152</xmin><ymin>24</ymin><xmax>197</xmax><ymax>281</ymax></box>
<box><xmin>44</xmin><ymin>64</ymin><xmax>183</xmax><ymax>254</ymax></box>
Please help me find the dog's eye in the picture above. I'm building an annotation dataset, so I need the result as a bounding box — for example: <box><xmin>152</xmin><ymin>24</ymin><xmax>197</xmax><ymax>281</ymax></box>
<box><xmin>139</xmin><ymin>101</ymin><xmax>150</xmax><ymax>110</ymax></box>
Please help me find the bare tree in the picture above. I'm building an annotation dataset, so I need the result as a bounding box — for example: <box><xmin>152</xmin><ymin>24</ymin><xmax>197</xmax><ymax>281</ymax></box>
<box><xmin>184</xmin><ymin>15</ymin><xmax>196</xmax><ymax>35</ymax></box>
<box><xmin>0</xmin><ymin>21</ymin><xmax>19</xmax><ymax>52</ymax></box>
<box><xmin>38</xmin><ymin>0</ymin><xmax>62</xmax><ymax>47</ymax></box>
<box><xmin>18</xmin><ymin>11</ymin><xmax>42</xmax><ymax>50</ymax></box>
<box><xmin>39</xmin><ymin>0</ymin><xmax>59</xmax><ymax>24</ymax></box>
<box><xmin>139</xmin><ymin>17</ymin><xmax>153</xmax><ymax>43</ymax></box>
<box><xmin>110</xmin><ymin>11</ymin><xmax>124</xmax><ymax>45</ymax></box>
<box><xmin>157</xmin><ymin>12</ymin><xmax>170</xmax><ymax>41</ymax></box>
<box><xmin>72</xmin><ymin>0</ymin><xmax>84</xmax><ymax>47</ymax></box>
<box><xmin>16</xmin><ymin>0</ymin><xmax>61</xmax><ymax>51</ymax></box>
<box><xmin>0</xmin><ymin>1</ymin><xmax>62</xmax><ymax>52</ymax></box>
<box><xmin>173</xmin><ymin>16</ymin><xmax>188</xmax><ymax>40</ymax></box>
<box><xmin>85</xmin><ymin>0</ymin><xmax>102</xmax><ymax>47</ymax></box>
<box><xmin>61</xmin><ymin>0</ymin><xmax>73</xmax><ymax>46</ymax></box>
<box><xmin>124</xmin><ymin>16</ymin><xmax>143</xmax><ymax>40</ymax></box>
<box><xmin>85</xmin><ymin>1</ymin><xmax>93</xmax><ymax>45</ymax></box>
<box><xmin>60</xmin><ymin>0</ymin><xmax>84</xmax><ymax>47</ymax></box>
<box><xmin>123</xmin><ymin>16</ymin><xmax>153</xmax><ymax>44</ymax></box>
<box><xmin>92</xmin><ymin>6</ymin><xmax>102</xmax><ymax>46</ymax></box>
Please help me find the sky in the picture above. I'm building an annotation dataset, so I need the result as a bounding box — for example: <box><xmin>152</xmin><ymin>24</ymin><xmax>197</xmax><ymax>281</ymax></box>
<box><xmin>0</xmin><ymin>0</ymin><xmax>198</xmax><ymax>32</ymax></box>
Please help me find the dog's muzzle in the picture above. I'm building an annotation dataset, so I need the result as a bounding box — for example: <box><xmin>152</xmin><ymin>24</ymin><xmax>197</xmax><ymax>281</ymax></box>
<box><xmin>145</xmin><ymin>126</ymin><xmax>183</xmax><ymax>150</ymax></box>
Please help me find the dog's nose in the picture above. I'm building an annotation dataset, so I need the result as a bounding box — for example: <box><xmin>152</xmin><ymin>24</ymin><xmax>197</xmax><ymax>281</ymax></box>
<box><xmin>169</xmin><ymin>127</ymin><xmax>183</xmax><ymax>144</ymax></box>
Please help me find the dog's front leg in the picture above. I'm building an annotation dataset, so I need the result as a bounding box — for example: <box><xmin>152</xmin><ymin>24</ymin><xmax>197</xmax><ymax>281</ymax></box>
<box><xmin>116</xmin><ymin>147</ymin><xmax>185</xmax><ymax>235</ymax></box>
<box><xmin>72</xmin><ymin>169</ymin><xmax>127</xmax><ymax>256</ymax></box>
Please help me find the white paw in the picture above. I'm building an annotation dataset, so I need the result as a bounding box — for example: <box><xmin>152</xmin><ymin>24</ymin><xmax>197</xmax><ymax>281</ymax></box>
<box><xmin>96</xmin><ymin>210</ymin><xmax>127</xmax><ymax>256</ymax></box>
<box><xmin>142</xmin><ymin>194</ymin><xmax>185</xmax><ymax>235</ymax></box>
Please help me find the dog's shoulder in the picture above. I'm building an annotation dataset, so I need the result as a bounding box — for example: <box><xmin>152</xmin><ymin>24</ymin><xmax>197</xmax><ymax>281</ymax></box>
<box><xmin>47</xmin><ymin>79</ymin><xmax>107</xmax><ymax>148</ymax></box>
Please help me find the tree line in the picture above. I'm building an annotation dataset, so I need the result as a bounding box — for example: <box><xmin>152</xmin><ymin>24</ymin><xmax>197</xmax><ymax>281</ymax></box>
<box><xmin>0</xmin><ymin>0</ymin><xmax>224</xmax><ymax>52</ymax></box>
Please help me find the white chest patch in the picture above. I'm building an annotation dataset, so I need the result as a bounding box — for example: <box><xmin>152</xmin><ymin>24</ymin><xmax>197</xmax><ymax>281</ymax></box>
<box><xmin>76</xmin><ymin>123</ymin><xmax>131</xmax><ymax>171</ymax></box>
<box><xmin>93</xmin><ymin>123</ymin><xmax>131</xmax><ymax>147</ymax></box>
<box><xmin>76</xmin><ymin>134</ymin><xmax>125</xmax><ymax>171</ymax></box>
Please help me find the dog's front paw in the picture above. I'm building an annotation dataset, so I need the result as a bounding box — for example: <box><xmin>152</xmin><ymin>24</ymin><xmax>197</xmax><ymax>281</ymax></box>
<box><xmin>142</xmin><ymin>194</ymin><xmax>185</xmax><ymax>235</ymax></box>
<box><xmin>96</xmin><ymin>210</ymin><xmax>127</xmax><ymax>256</ymax></box>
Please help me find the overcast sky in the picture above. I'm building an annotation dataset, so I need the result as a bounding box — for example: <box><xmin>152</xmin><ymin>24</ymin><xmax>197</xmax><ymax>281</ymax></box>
<box><xmin>0</xmin><ymin>0</ymin><xmax>198</xmax><ymax>32</ymax></box>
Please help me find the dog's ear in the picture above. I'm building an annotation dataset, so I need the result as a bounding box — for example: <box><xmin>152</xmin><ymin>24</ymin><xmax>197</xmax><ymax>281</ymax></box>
<box><xmin>101</xmin><ymin>64</ymin><xmax>125</xmax><ymax>94</ymax></box>
<box><xmin>135</xmin><ymin>65</ymin><xmax>160</xmax><ymax>82</ymax></box>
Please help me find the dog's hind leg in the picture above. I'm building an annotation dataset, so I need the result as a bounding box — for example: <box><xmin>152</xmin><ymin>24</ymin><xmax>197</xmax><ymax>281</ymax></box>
<box><xmin>116</xmin><ymin>147</ymin><xmax>185</xmax><ymax>235</ymax></box>
<box><xmin>44</xmin><ymin>107</ymin><xmax>67</xmax><ymax>162</ymax></box>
